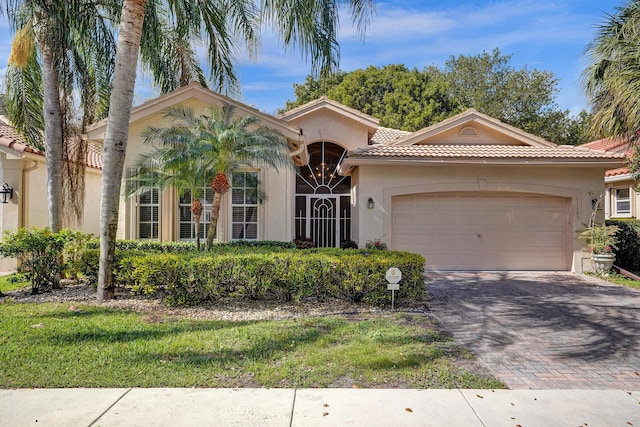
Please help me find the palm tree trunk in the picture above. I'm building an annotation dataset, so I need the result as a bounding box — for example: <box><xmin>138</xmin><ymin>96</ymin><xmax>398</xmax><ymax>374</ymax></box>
<box><xmin>97</xmin><ymin>0</ymin><xmax>147</xmax><ymax>301</ymax></box>
<box><xmin>206</xmin><ymin>192</ymin><xmax>223</xmax><ymax>250</ymax></box>
<box><xmin>194</xmin><ymin>214</ymin><xmax>201</xmax><ymax>251</ymax></box>
<box><xmin>41</xmin><ymin>43</ymin><xmax>64</xmax><ymax>232</ymax></box>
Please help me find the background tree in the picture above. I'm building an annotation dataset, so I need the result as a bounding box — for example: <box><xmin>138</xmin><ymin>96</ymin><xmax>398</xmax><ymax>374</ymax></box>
<box><xmin>283</xmin><ymin>49</ymin><xmax>592</xmax><ymax>145</ymax></box>
<box><xmin>582</xmin><ymin>0</ymin><xmax>640</xmax><ymax>141</ymax></box>
<box><xmin>284</xmin><ymin>65</ymin><xmax>452</xmax><ymax>130</ymax></box>
<box><xmin>0</xmin><ymin>94</ymin><xmax>7</xmax><ymax>116</ymax></box>
<box><xmin>97</xmin><ymin>0</ymin><xmax>375</xmax><ymax>301</ymax></box>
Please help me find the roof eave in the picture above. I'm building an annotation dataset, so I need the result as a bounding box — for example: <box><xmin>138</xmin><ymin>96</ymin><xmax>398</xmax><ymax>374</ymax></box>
<box><xmin>341</xmin><ymin>157</ymin><xmax>626</xmax><ymax>168</ymax></box>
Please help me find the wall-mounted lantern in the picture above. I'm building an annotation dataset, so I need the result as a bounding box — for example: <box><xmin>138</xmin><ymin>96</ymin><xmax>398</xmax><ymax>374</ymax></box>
<box><xmin>0</xmin><ymin>183</ymin><xmax>13</xmax><ymax>204</ymax></box>
<box><xmin>367</xmin><ymin>197</ymin><xmax>374</xmax><ymax>209</ymax></box>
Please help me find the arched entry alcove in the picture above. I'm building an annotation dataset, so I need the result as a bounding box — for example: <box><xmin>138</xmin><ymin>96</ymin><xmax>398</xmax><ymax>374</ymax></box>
<box><xmin>295</xmin><ymin>141</ymin><xmax>351</xmax><ymax>247</ymax></box>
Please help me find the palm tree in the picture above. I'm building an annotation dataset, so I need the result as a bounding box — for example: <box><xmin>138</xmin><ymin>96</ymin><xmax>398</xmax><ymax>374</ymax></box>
<box><xmin>5</xmin><ymin>0</ymin><xmax>117</xmax><ymax>230</ymax></box>
<box><xmin>133</xmin><ymin>104</ymin><xmax>293</xmax><ymax>249</ymax></box>
<box><xmin>582</xmin><ymin>1</ymin><xmax>640</xmax><ymax>141</ymax></box>
<box><xmin>197</xmin><ymin>104</ymin><xmax>293</xmax><ymax>249</ymax></box>
<box><xmin>125</xmin><ymin>108</ymin><xmax>220</xmax><ymax>250</ymax></box>
<box><xmin>97</xmin><ymin>0</ymin><xmax>375</xmax><ymax>300</ymax></box>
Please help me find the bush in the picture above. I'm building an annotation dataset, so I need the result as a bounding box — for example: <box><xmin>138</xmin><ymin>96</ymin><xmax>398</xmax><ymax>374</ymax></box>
<box><xmin>607</xmin><ymin>219</ymin><xmax>640</xmax><ymax>272</ymax></box>
<box><xmin>85</xmin><ymin>239</ymin><xmax>295</xmax><ymax>253</ymax></box>
<box><xmin>80</xmin><ymin>247</ymin><xmax>426</xmax><ymax>307</ymax></box>
<box><xmin>0</xmin><ymin>228</ymin><xmax>66</xmax><ymax>294</ymax></box>
<box><xmin>293</xmin><ymin>237</ymin><xmax>314</xmax><ymax>249</ymax></box>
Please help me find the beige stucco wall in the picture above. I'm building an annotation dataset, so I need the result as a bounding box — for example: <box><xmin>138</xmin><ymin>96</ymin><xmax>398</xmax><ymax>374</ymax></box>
<box><xmin>119</xmin><ymin>97</ymin><xmax>297</xmax><ymax>242</ymax></box>
<box><xmin>0</xmin><ymin>153</ymin><xmax>102</xmax><ymax>271</ymax></box>
<box><xmin>284</xmin><ymin>109</ymin><xmax>370</xmax><ymax>152</ymax></box>
<box><xmin>353</xmin><ymin>163</ymin><xmax>608</xmax><ymax>273</ymax></box>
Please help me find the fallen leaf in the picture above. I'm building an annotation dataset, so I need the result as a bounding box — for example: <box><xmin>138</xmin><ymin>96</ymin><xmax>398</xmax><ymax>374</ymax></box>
<box><xmin>405</xmin><ymin>408</ymin><xmax>413</xmax><ymax>413</ymax></box>
<box><xmin>352</xmin><ymin>385</ymin><xmax>359</xmax><ymax>389</ymax></box>
<box><xmin>322</xmin><ymin>412</ymin><xmax>329</xmax><ymax>417</ymax></box>
<box><xmin>323</xmin><ymin>403</ymin><xmax>329</xmax><ymax>407</ymax></box>
<box><xmin>30</xmin><ymin>323</ymin><xmax>44</xmax><ymax>329</ymax></box>
<box><xmin>511</xmin><ymin>417</ymin><xmax>515</xmax><ymax>420</ymax></box>
<box><xmin>510</xmin><ymin>403</ymin><xmax>515</xmax><ymax>406</ymax></box>
<box><xmin>476</xmin><ymin>394</ymin><xmax>484</xmax><ymax>399</ymax></box>
<box><xmin>627</xmin><ymin>422</ymin><xmax>633</xmax><ymax>426</ymax></box>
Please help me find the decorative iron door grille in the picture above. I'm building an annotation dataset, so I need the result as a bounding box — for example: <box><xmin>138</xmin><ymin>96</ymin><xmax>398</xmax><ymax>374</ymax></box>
<box><xmin>295</xmin><ymin>142</ymin><xmax>351</xmax><ymax>247</ymax></box>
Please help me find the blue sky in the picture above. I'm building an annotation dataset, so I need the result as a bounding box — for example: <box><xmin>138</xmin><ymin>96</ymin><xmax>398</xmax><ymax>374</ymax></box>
<box><xmin>0</xmin><ymin>0</ymin><xmax>624</xmax><ymax>117</ymax></box>
<box><xmin>232</xmin><ymin>0</ymin><xmax>623</xmax><ymax>116</ymax></box>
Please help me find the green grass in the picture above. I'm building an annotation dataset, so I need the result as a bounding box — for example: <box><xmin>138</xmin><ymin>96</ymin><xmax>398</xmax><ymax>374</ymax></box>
<box><xmin>0</xmin><ymin>274</ymin><xmax>29</xmax><ymax>293</ymax></box>
<box><xmin>596</xmin><ymin>272</ymin><xmax>640</xmax><ymax>289</ymax></box>
<box><xmin>0</xmin><ymin>301</ymin><xmax>503</xmax><ymax>389</ymax></box>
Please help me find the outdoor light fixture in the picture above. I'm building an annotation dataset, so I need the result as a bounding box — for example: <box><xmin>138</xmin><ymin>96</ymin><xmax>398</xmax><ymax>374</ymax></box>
<box><xmin>0</xmin><ymin>183</ymin><xmax>13</xmax><ymax>204</ymax></box>
<box><xmin>367</xmin><ymin>197</ymin><xmax>374</xmax><ymax>209</ymax></box>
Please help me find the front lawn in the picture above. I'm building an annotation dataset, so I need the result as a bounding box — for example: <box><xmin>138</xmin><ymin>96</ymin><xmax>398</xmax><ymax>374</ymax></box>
<box><xmin>0</xmin><ymin>274</ymin><xmax>28</xmax><ymax>294</ymax></box>
<box><xmin>0</xmin><ymin>301</ymin><xmax>503</xmax><ymax>389</ymax></box>
<box><xmin>596</xmin><ymin>272</ymin><xmax>640</xmax><ymax>289</ymax></box>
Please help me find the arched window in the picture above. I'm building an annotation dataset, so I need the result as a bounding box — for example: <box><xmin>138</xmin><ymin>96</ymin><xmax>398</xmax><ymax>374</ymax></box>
<box><xmin>295</xmin><ymin>142</ymin><xmax>351</xmax><ymax>247</ymax></box>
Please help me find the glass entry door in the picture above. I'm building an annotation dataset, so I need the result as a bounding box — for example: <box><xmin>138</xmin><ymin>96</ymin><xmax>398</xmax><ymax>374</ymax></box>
<box><xmin>295</xmin><ymin>142</ymin><xmax>351</xmax><ymax>247</ymax></box>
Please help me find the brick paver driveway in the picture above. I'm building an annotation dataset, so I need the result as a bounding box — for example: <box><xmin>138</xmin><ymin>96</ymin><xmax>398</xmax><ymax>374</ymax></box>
<box><xmin>426</xmin><ymin>272</ymin><xmax>640</xmax><ymax>390</ymax></box>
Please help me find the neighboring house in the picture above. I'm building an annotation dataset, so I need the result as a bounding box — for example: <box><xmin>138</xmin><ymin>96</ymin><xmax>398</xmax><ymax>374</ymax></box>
<box><xmin>0</xmin><ymin>116</ymin><xmax>103</xmax><ymax>271</ymax></box>
<box><xmin>30</xmin><ymin>82</ymin><xmax>623</xmax><ymax>273</ymax></box>
<box><xmin>579</xmin><ymin>138</ymin><xmax>639</xmax><ymax>220</ymax></box>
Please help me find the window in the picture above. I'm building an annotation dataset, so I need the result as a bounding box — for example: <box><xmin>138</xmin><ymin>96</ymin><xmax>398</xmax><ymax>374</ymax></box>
<box><xmin>232</xmin><ymin>172</ymin><xmax>259</xmax><ymax>240</ymax></box>
<box><xmin>139</xmin><ymin>189</ymin><xmax>159</xmax><ymax>239</ymax></box>
<box><xmin>613</xmin><ymin>187</ymin><xmax>632</xmax><ymax>217</ymax></box>
<box><xmin>179</xmin><ymin>187</ymin><xmax>214</xmax><ymax>240</ymax></box>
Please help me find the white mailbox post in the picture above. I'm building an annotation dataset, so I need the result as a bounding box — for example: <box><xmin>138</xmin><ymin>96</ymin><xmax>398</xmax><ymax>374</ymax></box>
<box><xmin>385</xmin><ymin>267</ymin><xmax>402</xmax><ymax>311</ymax></box>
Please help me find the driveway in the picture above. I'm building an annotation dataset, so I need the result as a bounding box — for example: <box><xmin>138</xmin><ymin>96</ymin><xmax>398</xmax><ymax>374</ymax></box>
<box><xmin>426</xmin><ymin>272</ymin><xmax>640</xmax><ymax>390</ymax></box>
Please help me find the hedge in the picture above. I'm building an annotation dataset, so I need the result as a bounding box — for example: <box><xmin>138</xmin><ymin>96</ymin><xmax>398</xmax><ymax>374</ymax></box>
<box><xmin>84</xmin><ymin>239</ymin><xmax>295</xmax><ymax>253</ymax></box>
<box><xmin>607</xmin><ymin>219</ymin><xmax>640</xmax><ymax>272</ymax></box>
<box><xmin>79</xmin><ymin>248</ymin><xmax>426</xmax><ymax>307</ymax></box>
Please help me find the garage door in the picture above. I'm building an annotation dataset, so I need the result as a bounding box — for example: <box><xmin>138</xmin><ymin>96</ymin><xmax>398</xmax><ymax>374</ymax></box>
<box><xmin>392</xmin><ymin>193</ymin><xmax>571</xmax><ymax>271</ymax></box>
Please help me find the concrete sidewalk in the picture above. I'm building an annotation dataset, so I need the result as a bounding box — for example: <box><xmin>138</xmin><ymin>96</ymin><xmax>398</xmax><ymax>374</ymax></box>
<box><xmin>1</xmin><ymin>388</ymin><xmax>639</xmax><ymax>426</ymax></box>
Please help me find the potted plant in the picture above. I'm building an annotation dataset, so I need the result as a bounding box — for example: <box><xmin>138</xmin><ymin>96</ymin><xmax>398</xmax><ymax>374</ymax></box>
<box><xmin>578</xmin><ymin>223</ymin><xmax>620</xmax><ymax>273</ymax></box>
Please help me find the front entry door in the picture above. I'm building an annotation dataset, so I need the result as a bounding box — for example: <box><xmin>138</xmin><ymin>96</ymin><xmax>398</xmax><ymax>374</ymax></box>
<box><xmin>295</xmin><ymin>142</ymin><xmax>351</xmax><ymax>248</ymax></box>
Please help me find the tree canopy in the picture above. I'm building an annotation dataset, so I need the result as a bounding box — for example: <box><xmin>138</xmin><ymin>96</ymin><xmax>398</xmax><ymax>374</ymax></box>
<box><xmin>284</xmin><ymin>49</ymin><xmax>592</xmax><ymax>145</ymax></box>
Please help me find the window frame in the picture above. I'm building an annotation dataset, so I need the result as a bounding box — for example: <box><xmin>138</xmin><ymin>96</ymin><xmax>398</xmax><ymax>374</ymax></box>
<box><xmin>230</xmin><ymin>171</ymin><xmax>260</xmax><ymax>241</ymax></box>
<box><xmin>177</xmin><ymin>187</ymin><xmax>214</xmax><ymax>241</ymax></box>
<box><xmin>138</xmin><ymin>188</ymin><xmax>160</xmax><ymax>240</ymax></box>
<box><xmin>612</xmin><ymin>186</ymin><xmax>632</xmax><ymax>218</ymax></box>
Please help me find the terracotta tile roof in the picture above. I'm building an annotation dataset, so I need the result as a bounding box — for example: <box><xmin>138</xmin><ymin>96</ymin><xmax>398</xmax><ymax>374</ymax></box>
<box><xmin>579</xmin><ymin>138</ymin><xmax>635</xmax><ymax>179</ymax></box>
<box><xmin>369</xmin><ymin>127</ymin><xmax>411</xmax><ymax>145</ymax></box>
<box><xmin>605</xmin><ymin>167</ymin><xmax>632</xmax><ymax>177</ymax></box>
<box><xmin>0</xmin><ymin>115</ymin><xmax>42</xmax><ymax>154</ymax></box>
<box><xmin>579</xmin><ymin>137</ymin><xmax>631</xmax><ymax>154</ymax></box>
<box><xmin>0</xmin><ymin>115</ymin><xmax>102</xmax><ymax>170</ymax></box>
<box><xmin>347</xmin><ymin>144</ymin><xmax>627</xmax><ymax>161</ymax></box>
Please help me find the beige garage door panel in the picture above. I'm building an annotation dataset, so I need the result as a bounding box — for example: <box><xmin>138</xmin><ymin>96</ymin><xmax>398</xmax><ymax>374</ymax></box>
<box><xmin>392</xmin><ymin>193</ymin><xmax>571</xmax><ymax>271</ymax></box>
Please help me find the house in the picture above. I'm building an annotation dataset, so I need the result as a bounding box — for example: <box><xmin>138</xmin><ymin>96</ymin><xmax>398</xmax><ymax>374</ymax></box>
<box><xmin>5</xmin><ymin>82</ymin><xmax>625</xmax><ymax>273</ymax></box>
<box><xmin>0</xmin><ymin>116</ymin><xmax>102</xmax><ymax>271</ymax></box>
<box><xmin>579</xmin><ymin>138</ymin><xmax>638</xmax><ymax>220</ymax></box>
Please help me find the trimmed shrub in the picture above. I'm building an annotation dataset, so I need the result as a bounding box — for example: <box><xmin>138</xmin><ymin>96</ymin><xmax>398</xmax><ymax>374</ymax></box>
<box><xmin>85</xmin><ymin>239</ymin><xmax>295</xmax><ymax>253</ymax></box>
<box><xmin>0</xmin><ymin>228</ymin><xmax>66</xmax><ymax>294</ymax></box>
<box><xmin>607</xmin><ymin>219</ymin><xmax>640</xmax><ymax>272</ymax></box>
<box><xmin>79</xmin><ymin>246</ymin><xmax>426</xmax><ymax>307</ymax></box>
